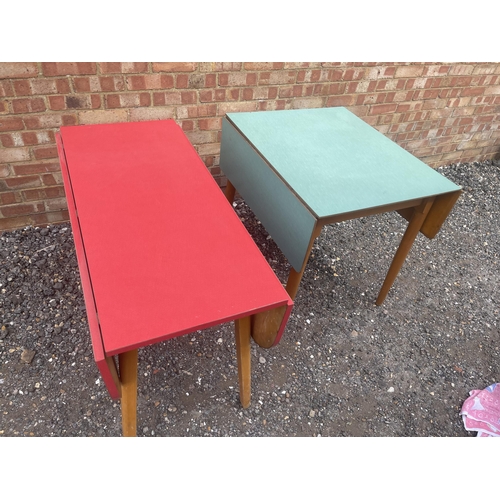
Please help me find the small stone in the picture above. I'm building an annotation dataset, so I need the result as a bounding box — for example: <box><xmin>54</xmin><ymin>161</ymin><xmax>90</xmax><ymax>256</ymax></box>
<box><xmin>0</xmin><ymin>325</ymin><xmax>9</xmax><ymax>340</ymax></box>
<box><xmin>309</xmin><ymin>410</ymin><xmax>316</xmax><ymax>418</ymax></box>
<box><xmin>40</xmin><ymin>228</ymin><xmax>49</xmax><ymax>236</ymax></box>
<box><xmin>21</xmin><ymin>349</ymin><xmax>35</xmax><ymax>364</ymax></box>
<box><xmin>388</xmin><ymin>387</ymin><xmax>395</xmax><ymax>393</ymax></box>
<box><xmin>259</xmin><ymin>356</ymin><xmax>266</xmax><ymax>364</ymax></box>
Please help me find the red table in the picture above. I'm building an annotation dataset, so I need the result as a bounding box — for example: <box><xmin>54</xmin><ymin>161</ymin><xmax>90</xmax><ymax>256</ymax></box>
<box><xmin>56</xmin><ymin>120</ymin><xmax>292</xmax><ymax>436</ymax></box>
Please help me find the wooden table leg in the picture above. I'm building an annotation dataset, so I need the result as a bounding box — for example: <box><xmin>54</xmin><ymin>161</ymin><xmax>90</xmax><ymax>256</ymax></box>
<box><xmin>118</xmin><ymin>349</ymin><xmax>138</xmax><ymax>437</ymax></box>
<box><xmin>235</xmin><ymin>316</ymin><xmax>251</xmax><ymax>408</ymax></box>
<box><xmin>376</xmin><ymin>198</ymin><xmax>434</xmax><ymax>305</ymax></box>
<box><xmin>252</xmin><ymin>225</ymin><xmax>322</xmax><ymax>348</ymax></box>
<box><xmin>225</xmin><ymin>179</ymin><xmax>236</xmax><ymax>204</ymax></box>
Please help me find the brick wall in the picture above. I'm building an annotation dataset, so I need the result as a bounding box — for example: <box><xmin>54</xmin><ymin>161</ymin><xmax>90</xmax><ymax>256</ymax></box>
<box><xmin>1</xmin><ymin>62</ymin><xmax>499</xmax><ymax>232</ymax></box>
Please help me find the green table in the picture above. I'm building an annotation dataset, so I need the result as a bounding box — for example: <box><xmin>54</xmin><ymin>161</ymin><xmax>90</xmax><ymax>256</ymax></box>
<box><xmin>220</xmin><ymin>107</ymin><xmax>461</xmax><ymax>344</ymax></box>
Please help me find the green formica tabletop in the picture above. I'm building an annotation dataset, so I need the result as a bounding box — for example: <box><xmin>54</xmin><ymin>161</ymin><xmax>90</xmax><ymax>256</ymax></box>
<box><xmin>220</xmin><ymin>107</ymin><xmax>462</xmax><ymax>326</ymax></box>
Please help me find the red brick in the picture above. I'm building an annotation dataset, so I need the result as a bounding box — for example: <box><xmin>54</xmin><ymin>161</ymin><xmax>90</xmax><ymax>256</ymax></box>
<box><xmin>242</xmin><ymin>88</ymin><xmax>253</xmax><ymax>100</ymax></box>
<box><xmin>4</xmin><ymin>175</ymin><xmax>41</xmax><ymax>188</ymax></box>
<box><xmin>324</xmin><ymin>82</ymin><xmax>345</xmax><ymax>95</ymax></box>
<box><xmin>176</xmin><ymin>74</ymin><xmax>189</xmax><ymax>88</ymax></box>
<box><xmin>14</xmin><ymin>78</ymin><xmax>71</xmax><ymax>95</ymax></box>
<box><xmin>105</xmin><ymin>92</ymin><xmax>150</xmax><ymax>108</ymax></box>
<box><xmin>181</xmin><ymin>91</ymin><xmax>196</xmax><ymax>104</ymax></box>
<box><xmin>42</xmin><ymin>62</ymin><xmax>97</xmax><ymax>76</ymax></box>
<box><xmin>24</xmin><ymin>130</ymin><xmax>54</xmax><ymax>145</ymax></box>
<box><xmin>342</xmin><ymin>68</ymin><xmax>365</xmax><ymax>81</ymax></box>
<box><xmin>12</xmin><ymin>162</ymin><xmax>58</xmax><ymax>176</ymax></box>
<box><xmin>13</xmin><ymin>80</ymin><xmax>32</xmax><ymax>96</ymax></box>
<box><xmin>23</xmin><ymin>186</ymin><xmax>65</xmax><ymax>201</ymax></box>
<box><xmin>369</xmin><ymin>103</ymin><xmax>398</xmax><ymax>115</ymax></box>
<box><xmin>105</xmin><ymin>94</ymin><xmax>121</xmax><ymax>108</ymax></box>
<box><xmin>199</xmin><ymin>118</ymin><xmax>222</xmax><ymax>130</ymax></box>
<box><xmin>0</xmin><ymin>63</ymin><xmax>39</xmax><ymax>79</ymax></box>
<box><xmin>1</xmin><ymin>202</ymin><xmax>45</xmax><ymax>217</ymax></box>
<box><xmin>200</xmin><ymin>89</ymin><xmax>226</xmax><ymax>102</ymax></box>
<box><xmin>48</xmin><ymin>94</ymin><xmax>100</xmax><ymax>110</ymax></box>
<box><xmin>41</xmin><ymin>173</ymin><xmax>60</xmax><ymax>185</ymax></box>
<box><xmin>0</xmin><ymin>191</ymin><xmax>21</xmax><ymax>205</ymax></box>
<box><xmin>127</xmin><ymin>74</ymin><xmax>171</xmax><ymax>90</ymax></box>
<box><xmin>461</xmin><ymin>87</ymin><xmax>486</xmax><ymax>97</ymax></box>
<box><xmin>153</xmin><ymin>92</ymin><xmax>182</xmax><ymax>106</ymax></box>
<box><xmin>23</xmin><ymin>113</ymin><xmax>77</xmax><ymax>129</ymax></box>
<box><xmin>91</xmin><ymin>94</ymin><xmax>101</xmax><ymax>108</ymax></box>
<box><xmin>40</xmin><ymin>78</ymin><xmax>71</xmax><ymax>94</ymax></box>
<box><xmin>152</xmin><ymin>62</ymin><xmax>196</xmax><ymax>72</ymax></box>
<box><xmin>33</xmin><ymin>145</ymin><xmax>58</xmax><ymax>160</ymax></box>
<box><xmin>48</xmin><ymin>95</ymin><xmax>65</xmax><ymax>110</ymax></box>
<box><xmin>11</xmin><ymin>98</ymin><xmax>46</xmax><ymax>114</ymax></box>
<box><xmin>199</xmin><ymin>90</ymin><xmax>214</xmax><ymax>102</ymax></box>
<box><xmin>0</xmin><ymin>117</ymin><xmax>24</xmax><ymax>132</ymax></box>
<box><xmin>0</xmin><ymin>80</ymin><xmax>14</xmax><ymax>97</ymax></box>
<box><xmin>180</xmin><ymin>120</ymin><xmax>195</xmax><ymax>132</ymax></box>
<box><xmin>279</xmin><ymin>86</ymin><xmax>302</xmax><ymax>98</ymax></box>
<box><xmin>73</xmin><ymin>77</ymin><xmax>91</xmax><ymax>92</ymax></box>
<box><xmin>204</xmin><ymin>74</ymin><xmax>216</xmax><ymax>87</ymax></box>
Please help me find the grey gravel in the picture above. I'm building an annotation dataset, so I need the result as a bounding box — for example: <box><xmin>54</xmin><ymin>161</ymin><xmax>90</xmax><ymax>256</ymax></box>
<box><xmin>0</xmin><ymin>160</ymin><xmax>499</xmax><ymax>437</ymax></box>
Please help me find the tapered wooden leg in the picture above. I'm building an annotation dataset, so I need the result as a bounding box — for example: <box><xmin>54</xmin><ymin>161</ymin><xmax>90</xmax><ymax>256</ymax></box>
<box><xmin>285</xmin><ymin>267</ymin><xmax>306</xmax><ymax>300</ymax></box>
<box><xmin>376</xmin><ymin>198</ymin><xmax>434</xmax><ymax>305</ymax></box>
<box><xmin>252</xmin><ymin>225</ymin><xmax>322</xmax><ymax>348</ymax></box>
<box><xmin>225</xmin><ymin>179</ymin><xmax>236</xmax><ymax>204</ymax></box>
<box><xmin>118</xmin><ymin>349</ymin><xmax>138</xmax><ymax>437</ymax></box>
<box><xmin>252</xmin><ymin>257</ymin><xmax>307</xmax><ymax>348</ymax></box>
<box><xmin>235</xmin><ymin>316</ymin><xmax>251</xmax><ymax>408</ymax></box>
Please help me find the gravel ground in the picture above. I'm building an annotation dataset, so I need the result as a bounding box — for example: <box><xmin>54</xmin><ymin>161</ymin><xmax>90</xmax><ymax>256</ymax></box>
<box><xmin>1</xmin><ymin>159</ymin><xmax>499</xmax><ymax>437</ymax></box>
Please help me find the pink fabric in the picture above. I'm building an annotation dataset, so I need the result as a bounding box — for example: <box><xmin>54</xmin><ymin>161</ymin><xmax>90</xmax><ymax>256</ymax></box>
<box><xmin>460</xmin><ymin>383</ymin><xmax>500</xmax><ymax>437</ymax></box>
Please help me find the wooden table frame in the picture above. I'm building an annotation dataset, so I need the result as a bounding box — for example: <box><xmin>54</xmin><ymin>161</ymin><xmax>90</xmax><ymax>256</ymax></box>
<box><xmin>220</xmin><ymin>108</ymin><xmax>462</xmax><ymax>345</ymax></box>
<box><xmin>56</xmin><ymin>121</ymin><xmax>293</xmax><ymax>437</ymax></box>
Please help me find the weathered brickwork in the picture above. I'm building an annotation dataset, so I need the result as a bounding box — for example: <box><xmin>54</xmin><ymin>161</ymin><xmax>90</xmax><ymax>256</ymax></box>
<box><xmin>1</xmin><ymin>62</ymin><xmax>499</xmax><ymax>231</ymax></box>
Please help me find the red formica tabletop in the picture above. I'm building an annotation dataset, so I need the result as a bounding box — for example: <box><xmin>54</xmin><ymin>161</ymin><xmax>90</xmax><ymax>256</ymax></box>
<box><xmin>57</xmin><ymin>120</ymin><xmax>292</xmax><ymax>398</ymax></box>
